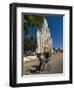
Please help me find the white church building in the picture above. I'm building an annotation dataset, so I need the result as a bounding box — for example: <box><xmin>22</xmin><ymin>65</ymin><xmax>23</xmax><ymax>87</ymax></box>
<box><xmin>36</xmin><ymin>18</ymin><xmax>53</xmax><ymax>54</ymax></box>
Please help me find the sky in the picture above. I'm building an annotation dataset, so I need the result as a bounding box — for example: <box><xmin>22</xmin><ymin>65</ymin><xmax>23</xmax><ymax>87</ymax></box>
<box><xmin>25</xmin><ymin>15</ymin><xmax>63</xmax><ymax>48</ymax></box>
<box><xmin>45</xmin><ymin>15</ymin><xmax>63</xmax><ymax>48</ymax></box>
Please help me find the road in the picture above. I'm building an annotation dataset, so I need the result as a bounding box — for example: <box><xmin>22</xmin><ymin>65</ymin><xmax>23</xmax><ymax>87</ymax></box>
<box><xmin>40</xmin><ymin>53</ymin><xmax>63</xmax><ymax>74</ymax></box>
<box><xmin>49</xmin><ymin>55</ymin><xmax>63</xmax><ymax>74</ymax></box>
<box><xmin>23</xmin><ymin>52</ymin><xmax>63</xmax><ymax>75</ymax></box>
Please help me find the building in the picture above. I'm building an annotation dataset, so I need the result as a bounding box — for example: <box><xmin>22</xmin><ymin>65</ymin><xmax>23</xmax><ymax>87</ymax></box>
<box><xmin>36</xmin><ymin>18</ymin><xmax>53</xmax><ymax>54</ymax></box>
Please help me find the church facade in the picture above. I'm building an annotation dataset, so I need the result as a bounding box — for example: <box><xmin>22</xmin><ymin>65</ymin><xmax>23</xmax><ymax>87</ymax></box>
<box><xmin>36</xmin><ymin>18</ymin><xmax>53</xmax><ymax>54</ymax></box>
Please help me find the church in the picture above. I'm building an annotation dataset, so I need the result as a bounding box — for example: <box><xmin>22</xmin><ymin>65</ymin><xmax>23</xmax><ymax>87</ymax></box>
<box><xmin>36</xmin><ymin>18</ymin><xmax>53</xmax><ymax>55</ymax></box>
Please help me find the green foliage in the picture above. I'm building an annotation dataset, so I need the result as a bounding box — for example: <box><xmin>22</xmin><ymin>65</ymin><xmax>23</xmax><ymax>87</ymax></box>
<box><xmin>24</xmin><ymin>15</ymin><xmax>44</xmax><ymax>35</ymax></box>
<box><xmin>24</xmin><ymin>37</ymin><xmax>36</xmax><ymax>50</ymax></box>
<box><xmin>23</xmin><ymin>15</ymin><xmax>44</xmax><ymax>52</ymax></box>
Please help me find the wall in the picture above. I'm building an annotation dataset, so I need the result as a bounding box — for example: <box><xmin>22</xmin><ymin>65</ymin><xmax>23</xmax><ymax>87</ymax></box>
<box><xmin>0</xmin><ymin>0</ymin><xmax>74</xmax><ymax>89</ymax></box>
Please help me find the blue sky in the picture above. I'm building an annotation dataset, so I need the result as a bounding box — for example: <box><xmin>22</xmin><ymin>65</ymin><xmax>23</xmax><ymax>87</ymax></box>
<box><xmin>45</xmin><ymin>15</ymin><xmax>63</xmax><ymax>48</ymax></box>
<box><xmin>25</xmin><ymin>15</ymin><xmax>63</xmax><ymax>48</ymax></box>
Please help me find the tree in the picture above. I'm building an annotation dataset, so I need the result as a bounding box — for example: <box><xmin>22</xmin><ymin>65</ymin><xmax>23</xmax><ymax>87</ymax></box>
<box><xmin>24</xmin><ymin>15</ymin><xmax>44</xmax><ymax>35</ymax></box>
<box><xmin>23</xmin><ymin>15</ymin><xmax>44</xmax><ymax>53</ymax></box>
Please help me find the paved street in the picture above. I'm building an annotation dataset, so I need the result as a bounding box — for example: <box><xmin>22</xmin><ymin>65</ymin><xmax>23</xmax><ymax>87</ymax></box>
<box><xmin>23</xmin><ymin>52</ymin><xmax>63</xmax><ymax>75</ymax></box>
<box><xmin>40</xmin><ymin>53</ymin><xmax>63</xmax><ymax>74</ymax></box>
<box><xmin>49</xmin><ymin>55</ymin><xmax>63</xmax><ymax>74</ymax></box>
